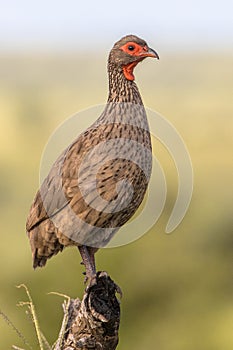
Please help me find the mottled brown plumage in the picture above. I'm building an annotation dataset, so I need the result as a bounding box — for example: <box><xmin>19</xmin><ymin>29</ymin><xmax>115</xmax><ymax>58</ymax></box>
<box><xmin>26</xmin><ymin>35</ymin><xmax>159</xmax><ymax>277</ymax></box>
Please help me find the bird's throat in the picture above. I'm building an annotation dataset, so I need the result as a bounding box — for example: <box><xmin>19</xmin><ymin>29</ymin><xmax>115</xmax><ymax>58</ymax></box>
<box><xmin>122</xmin><ymin>61</ymin><xmax>140</xmax><ymax>81</ymax></box>
<box><xmin>107</xmin><ymin>61</ymin><xmax>143</xmax><ymax>104</ymax></box>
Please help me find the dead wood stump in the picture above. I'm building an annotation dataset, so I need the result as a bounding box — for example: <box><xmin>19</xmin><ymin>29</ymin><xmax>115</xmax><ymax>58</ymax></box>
<box><xmin>55</xmin><ymin>271</ymin><xmax>121</xmax><ymax>350</ymax></box>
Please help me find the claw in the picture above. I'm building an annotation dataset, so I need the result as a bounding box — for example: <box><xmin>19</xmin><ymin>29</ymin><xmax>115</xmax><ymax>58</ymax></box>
<box><xmin>115</xmin><ymin>283</ymin><xmax>123</xmax><ymax>298</ymax></box>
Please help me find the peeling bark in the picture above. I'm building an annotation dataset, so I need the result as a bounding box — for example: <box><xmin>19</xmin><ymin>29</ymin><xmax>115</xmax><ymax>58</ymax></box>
<box><xmin>55</xmin><ymin>272</ymin><xmax>121</xmax><ymax>350</ymax></box>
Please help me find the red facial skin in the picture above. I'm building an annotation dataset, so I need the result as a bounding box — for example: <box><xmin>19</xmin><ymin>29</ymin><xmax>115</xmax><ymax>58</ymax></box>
<box><xmin>120</xmin><ymin>41</ymin><xmax>156</xmax><ymax>81</ymax></box>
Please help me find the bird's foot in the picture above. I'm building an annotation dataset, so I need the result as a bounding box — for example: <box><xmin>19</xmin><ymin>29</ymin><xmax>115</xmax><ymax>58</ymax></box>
<box><xmin>86</xmin><ymin>271</ymin><xmax>123</xmax><ymax>298</ymax></box>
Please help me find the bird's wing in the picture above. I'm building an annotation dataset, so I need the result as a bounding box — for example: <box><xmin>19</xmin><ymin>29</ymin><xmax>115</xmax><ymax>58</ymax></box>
<box><xmin>26</xmin><ymin>122</ymin><xmax>150</xmax><ymax>235</ymax></box>
<box><xmin>26</xmin><ymin>156</ymin><xmax>66</xmax><ymax>231</ymax></box>
<box><xmin>26</xmin><ymin>125</ymin><xmax>112</xmax><ymax>233</ymax></box>
<box><xmin>26</xmin><ymin>132</ymin><xmax>86</xmax><ymax>232</ymax></box>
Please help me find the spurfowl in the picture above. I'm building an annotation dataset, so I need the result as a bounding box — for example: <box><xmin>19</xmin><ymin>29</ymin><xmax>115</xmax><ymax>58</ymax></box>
<box><xmin>26</xmin><ymin>35</ymin><xmax>159</xmax><ymax>278</ymax></box>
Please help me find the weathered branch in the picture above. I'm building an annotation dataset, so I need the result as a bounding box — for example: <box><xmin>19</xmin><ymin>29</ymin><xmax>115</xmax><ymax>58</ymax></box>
<box><xmin>55</xmin><ymin>271</ymin><xmax>121</xmax><ymax>350</ymax></box>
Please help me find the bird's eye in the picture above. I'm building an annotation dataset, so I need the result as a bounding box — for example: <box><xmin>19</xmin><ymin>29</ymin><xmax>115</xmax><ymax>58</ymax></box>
<box><xmin>127</xmin><ymin>45</ymin><xmax>135</xmax><ymax>51</ymax></box>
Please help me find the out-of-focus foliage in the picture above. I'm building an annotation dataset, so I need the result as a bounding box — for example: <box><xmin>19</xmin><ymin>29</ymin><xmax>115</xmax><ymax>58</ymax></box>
<box><xmin>0</xmin><ymin>52</ymin><xmax>232</xmax><ymax>349</ymax></box>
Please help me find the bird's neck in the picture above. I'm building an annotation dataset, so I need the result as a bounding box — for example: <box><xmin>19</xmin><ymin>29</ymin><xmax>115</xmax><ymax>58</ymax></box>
<box><xmin>107</xmin><ymin>62</ymin><xmax>143</xmax><ymax>105</ymax></box>
<box><xmin>94</xmin><ymin>61</ymin><xmax>149</xmax><ymax>131</ymax></box>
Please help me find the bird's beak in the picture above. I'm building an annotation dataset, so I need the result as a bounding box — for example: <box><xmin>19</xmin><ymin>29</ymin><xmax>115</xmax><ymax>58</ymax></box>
<box><xmin>145</xmin><ymin>47</ymin><xmax>159</xmax><ymax>59</ymax></box>
<box><xmin>137</xmin><ymin>46</ymin><xmax>159</xmax><ymax>60</ymax></box>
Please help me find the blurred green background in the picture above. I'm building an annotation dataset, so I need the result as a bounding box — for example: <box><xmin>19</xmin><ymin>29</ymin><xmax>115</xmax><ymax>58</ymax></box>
<box><xmin>0</xmin><ymin>1</ymin><xmax>232</xmax><ymax>349</ymax></box>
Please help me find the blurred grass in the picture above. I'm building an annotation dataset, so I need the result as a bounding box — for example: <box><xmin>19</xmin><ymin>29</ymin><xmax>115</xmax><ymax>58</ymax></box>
<box><xmin>0</xmin><ymin>51</ymin><xmax>232</xmax><ymax>349</ymax></box>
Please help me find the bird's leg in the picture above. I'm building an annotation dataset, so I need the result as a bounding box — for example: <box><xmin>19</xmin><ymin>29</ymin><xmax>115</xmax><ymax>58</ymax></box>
<box><xmin>87</xmin><ymin>246</ymin><xmax>98</xmax><ymax>273</ymax></box>
<box><xmin>78</xmin><ymin>245</ymin><xmax>96</xmax><ymax>280</ymax></box>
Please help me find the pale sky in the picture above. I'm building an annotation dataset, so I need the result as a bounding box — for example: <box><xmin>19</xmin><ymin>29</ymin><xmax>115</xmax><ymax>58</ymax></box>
<box><xmin>0</xmin><ymin>0</ymin><xmax>232</xmax><ymax>51</ymax></box>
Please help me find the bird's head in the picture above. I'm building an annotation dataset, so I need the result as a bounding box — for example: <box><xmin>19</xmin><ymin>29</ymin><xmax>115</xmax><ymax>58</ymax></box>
<box><xmin>108</xmin><ymin>34</ymin><xmax>159</xmax><ymax>81</ymax></box>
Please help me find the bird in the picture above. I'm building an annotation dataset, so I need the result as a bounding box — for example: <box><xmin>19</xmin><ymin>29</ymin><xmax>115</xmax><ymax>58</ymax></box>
<box><xmin>26</xmin><ymin>35</ymin><xmax>159</xmax><ymax>279</ymax></box>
